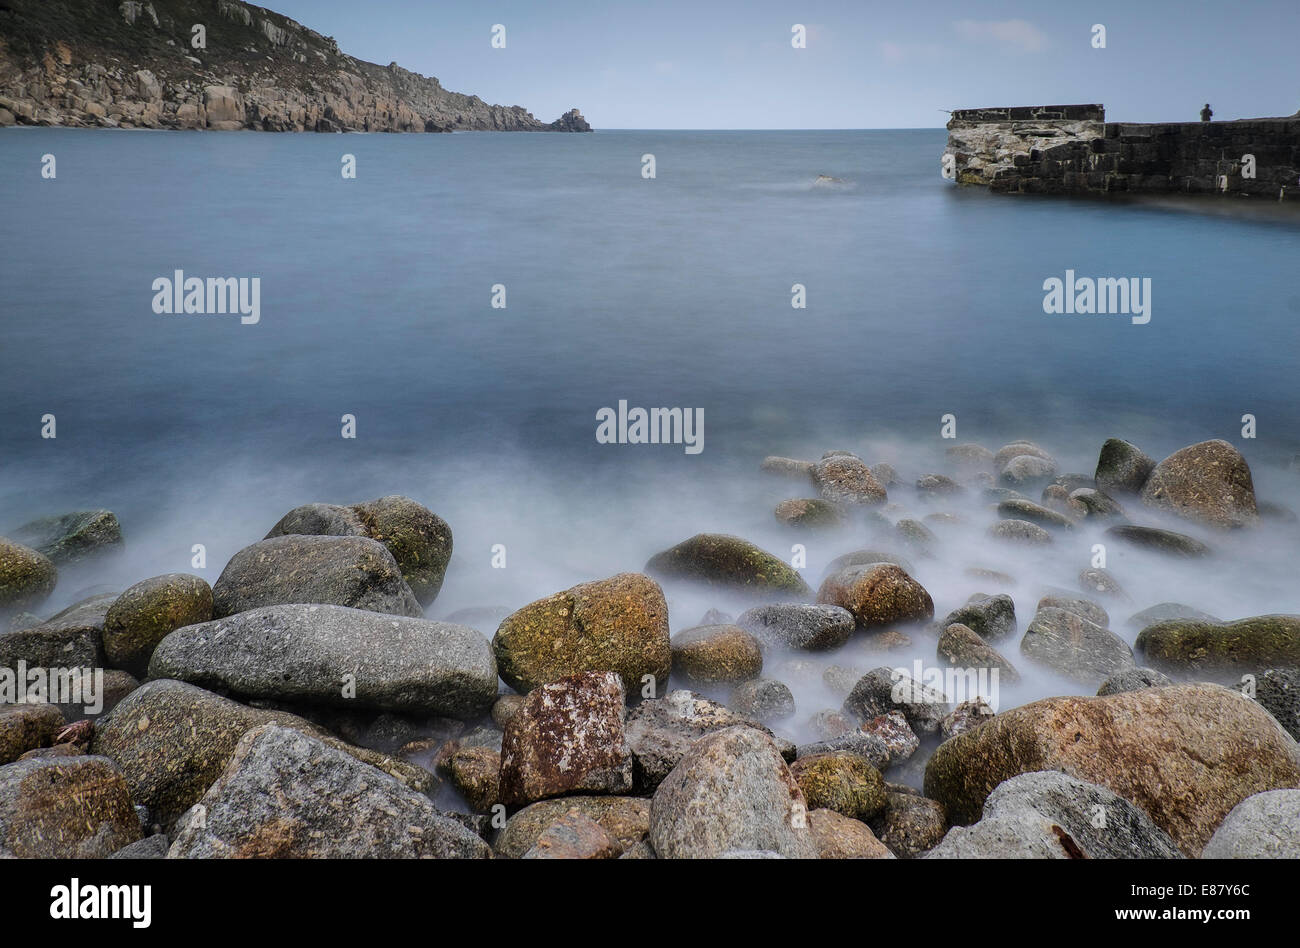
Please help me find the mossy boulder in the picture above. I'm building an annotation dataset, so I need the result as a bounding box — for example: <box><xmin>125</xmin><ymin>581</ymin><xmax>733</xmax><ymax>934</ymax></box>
<box><xmin>266</xmin><ymin>495</ymin><xmax>452</xmax><ymax>605</ymax></box>
<box><xmin>1136</xmin><ymin>615</ymin><xmax>1300</xmax><ymax>676</ymax></box>
<box><xmin>0</xmin><ymin>538</ymin><xmax>56</xmax><ymax>613</ymax></box>
<box><xmin>646</xmin><ymin>533</ymin><xmax>811</xmax><ymax>599</ymax></box>
<box><xmin>493</xmin><ymin>572</ymin><xmax>670</xmax><ymax>694</ymax></box>
<box><xmin>789</xmin><ymin>751</ymin><xmax>887</xmax><ymax>821</ymax></box>
<box><xmin>9</xmin><ymin>510</ymin><xmax>122</xmax><ymax>565</ymax></box>
<box><xmin>103</xmin><ymin>573</ymin><xmax>213</xmax><ymax>674</ymax></box>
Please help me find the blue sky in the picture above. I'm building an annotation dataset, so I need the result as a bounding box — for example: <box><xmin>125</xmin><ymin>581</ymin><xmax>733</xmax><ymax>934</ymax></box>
<box><xmin>267</xmin><ymin>0</ymin><xmax>1300</xmax><ymax>128</ymax></box>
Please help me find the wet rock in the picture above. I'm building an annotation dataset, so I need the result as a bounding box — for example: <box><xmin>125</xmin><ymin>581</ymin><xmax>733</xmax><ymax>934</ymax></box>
<box><xmin>790</xmin><ymin>751</ymin><xmax>887</xmax><ymax>820</ymax></box>
<box><xmin>212</xmin><ymin>535</ymin><xmax>421</xmax><ymax>618</ymax></box>
<box><xmin>842</xmin><ymin>667</ymin><xmax>950</xmax><ymax>735</ymax></box>
<box><xmin>493</xmin><ymin>796</ymin><xmax>650</xmax><ymax>858</ymax></box>
<box><xmin>946</xmin><ymin>443</ymin><xmax>995</xmax><ymax>477</ymax></box>
<box><xmin>1254</xmin><ymin>668</ymin><xmax>1300</xmax><ymax>740</ymax></box>
<box><xmin>916</xmin><ymin>474</ymin><xmax>965</xmax><ymax>497</ymax></box>
<box><xmin>894</xmin><ymin>518</ymin><xmax>937</xmax><ymax>552</ymax></box>
<box><xmin>822</xmin><ymin>664</ymin><xmax>864</xmax><ymax>697</ymax></box>
<box><xmin>817</xmin><ymin>564</ymin><xmax>933</xmax><ymax>630</ymax></box>
<box><xmin>1000</xmin><ymin>455</ymin><xmax>1059</xmax><ymax>487</ymax></box>
<box><xmin>1140</xmin><ymin>440</ymin><xmax>1258</xmax><ymax>529</ymax></box>
<box><xmin>729</xmin><ymin>678</ymin><xmax>795</xmax><ymax>722</ymax></box>
<box><xmin>109</xmin><ymin>834</ymin><xmax>170</xmax><ymax>860</ymax></box>
<box><xmin>1038</xmin><ymin>596</ymin><xmax>1109</xmax><ymax>628</ymax></box>
<box><xmin>493</xmin><ymin>572</ymin><xmax>670</xmax><ymax>694</ymax></box>
<box><xmin>1078</xmin><ymin>567</ymin><xmax>1130</xmax><ymax>601</ymax></box>
<box><xmin>1200</xmin><ymin>789</ymin><xmax>1300</xmax><ymax>858</ymax></box>
<box><xmin>1137</xmin><ymin>615</ymin><xmax>1300</xmax><ymax>675</ymax></box>
<box><xmin>1041</xmin><ymin>484</ymin><xmax>1073</xmax><ymax>514</ymax></box>
<box><xmin>940</xmin><ymin>698</ymin><xmax>997</xmax><ymax>738</ymax></box>
<box><xmin>737</xmin><ymin>603</ymin><xmax>854</xmax><ymax>651</ymax></box>
<box><xmin>1097</xmin><ymin>666</ymin><xmax>1174</xmax><ymax>696</ymax></box>
<box><xmin>795</xmin><ymin>731</ymin><xmax>892</xmax><ymax>772</ymax></box>
<box><xmin>870</xmin><ymin>791</ymin><xmax>947</xmax><ymax>858</ymax></box>
<box><xmin>149</xmin><ymin>603</ymin><xmax>497</xmax><ymax>718</ymax></box>
<box><xmin>167</xmin><ymin>725</ymin><xmax>488</xmax><ymax>858</ymax></box>
<box><xmin>0</xmin><ymin>703</ymin><xmax>66</xmax><ymax>764</ymax></box>
<box><xmin>103</xmin><ymin>573</ymin><xmax>212</xmax><ymax>675</ymax></box>
<box><xmin>1127</xmin><ymin>602</ymin><xmax>1219</xmax><ymax>627</ymax></box>
<box><xmin>0</xmin><ymin>754</ymin><xmax>141</xmax><ymax>858</ymax></box>
<box><xmin>808</xmin><ymin>709</ymin><xmax>854</xmax><ymax>740</ymax></box>
<box><xmin>491</xmin><ymin>694</ymin><xmax>526</xmax><ymax>730</ymax></box>
<box><xmin>938</xmin><ymin>623</ymin><xmax>1020</xmax><ymax>683</ymax></box>
<box><xmin>1020</xmin><ymin>607</ymin><xmax>1135</xmax><ymax>685</ymax></box>
<box><xmin>927</xmin><ymin>771</ymin><xmax>1182</xmax><ymax>859</ymax></box>
<box><xmin>1069</xmin><ymin>487</ymin><xmax>1125</xmax><ymax>519</ymax></box>
<box><xmin>625</xmin><ymin>690</ymin><xmax>794</xmax><ymax>789</ymax></box>
<box><xmin>0</xmin><ymin>593</ymin><xmax>113</xmax><ymax>675</ymax></box>
<box><xmin>9</xmin><ymin>510</ymin><xmax>123</xmax><ymax>565</ymax></box>
<box><xmin>987</xmin><ymin>519</ymin><xmax>1053</xmax><ymax>546</ymax></box>
<box><xmin>774</xmin><ymin>498</ymin><xmax>843</xmax><ymax>529</ymax></box>
<box><xmin>943</xmin><ymin>594</ymin><xmax>1017</xmax><ymax>643</ymax></box>
<box><xmin>646</xmin><ymin>534</ymin><xmax>810</xmax><ymax>599</ymax></box>
<box><xmin>92</xmin><ymin>679</ymin><xmax>434</xmax><ymax>828</ymax></box>
<box><xmin>923</xmin><ymin>683</ymin><xmax>1300</xmax><ymax>854</ymax></box>
<box><xmin>871</xmin><ymin>463</ymin><xmax>901</xmax><ymax>487</ymax></box>
<box><xmin>964</xmin><ymin>567</ymin><xmax>1017</xmax><ymax>586</ymax></box>
<box><xmin>994</xmin><ymin>441</ymin><xmax>1055</xmax><ymax>472</ymax></box>
<box><xmin>860</xmin><ymin>711</ymin><xmax>920</xmax><ymax>764</ymax></box>
<box><xmin>522</xmin><ymin>809</ymin><xmax>622</xmax><ymax>859</ymax></box>
<box><xmin>671</xmin><ymin>624</ymin><xmax>763</xmax><ymax>684</ymax></box>
<box><xmin>1095</xmin><ymin>438</ymin><xmax>1156</xmax><ymax>495</ymax></box>
<box><xmin>498</xmin><ymin>672</ymin><xmax>633</xmax><ymax>806</ymax></box>
<box><xmin>435</xmin><ymin>744</ymin><xmax>500</xmax><ymax>811</ymax></box>
<box><xmin>809</xmin><ymin>808</ymin><xmax>894</xmax><ymax>858</ymax></box>
<box><xmin>760</xmin><ymin>456</ymin><xmax>814</xmax><ymax>479</ymax></box>
<box><xmin>0</xmin><ymin>538</ymin><xmax>57</xmax><ymax>613</ymax></box>
<box><xmin>649</xmin><ymin>726</ymin><xmax>818</xmax><ymax>859</ymax></box>
<box><xmin>1105</xmin><ymin>524</ymin><xmax>1210</xmax><ymax>558</ymax></box>
<box><xmin>266</xmin><ymin>495</ymin><xmax>453</xmax><ymax>605</ymax></box>
<box><xmin>997</xmin><ymin>499</ymin><xmax>1075</xmax><ymax>531</ymax></box>
<box><xmin>810</xmin><ymin>455</ymin><xmax>888</xmax><ymax>506</ymax></box>
<box><xmin>822</xmin><ymin>549</ymin><xmax>916</xmax><ymax>579</ymax></box>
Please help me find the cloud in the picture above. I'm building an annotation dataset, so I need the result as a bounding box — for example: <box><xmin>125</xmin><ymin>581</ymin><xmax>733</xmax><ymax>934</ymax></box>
<box><xmin>953</xmin><ymin>19</ymin><xmax>1048</xmax><ymax>53</ymax></box>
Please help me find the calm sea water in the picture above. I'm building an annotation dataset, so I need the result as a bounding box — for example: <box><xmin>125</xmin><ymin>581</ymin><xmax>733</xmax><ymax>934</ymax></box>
<box><xmin>3</xmin><ymin>128</ymin><xmax>1299</xmax><ymax>724</ymax></box>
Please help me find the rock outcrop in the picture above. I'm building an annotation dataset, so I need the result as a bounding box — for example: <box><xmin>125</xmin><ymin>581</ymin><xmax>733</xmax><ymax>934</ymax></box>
<box><xmin>0</xmin><ymin>0</ymin><xmax>590</xmax><ymax>133</ymax></box>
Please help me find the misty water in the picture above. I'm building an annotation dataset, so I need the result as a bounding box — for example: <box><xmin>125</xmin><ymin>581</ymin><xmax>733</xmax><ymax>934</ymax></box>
<box><xmin>3</xmin><ymin>127</ymin><xmax>1300</xmax><ymax>770</ymax></box>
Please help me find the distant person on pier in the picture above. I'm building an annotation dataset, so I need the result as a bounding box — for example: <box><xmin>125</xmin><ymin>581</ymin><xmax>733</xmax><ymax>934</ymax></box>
<box><xmin>1200</xmin><ymin>103</ymin><xmax>1213</xmax><ymax>122</ymax></box>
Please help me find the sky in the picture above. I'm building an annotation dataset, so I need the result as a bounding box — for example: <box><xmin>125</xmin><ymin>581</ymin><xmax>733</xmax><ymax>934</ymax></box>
<box><xmin>265</xmin><ymin>0</ymin><xmax>1300</xmax><ymax>128</ymax></box>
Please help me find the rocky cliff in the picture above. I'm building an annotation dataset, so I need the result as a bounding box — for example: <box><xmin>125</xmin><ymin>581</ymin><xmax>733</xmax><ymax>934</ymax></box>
<box><xmin>0</xmin><ymin>0</ymin><xmax>591</xmax><ymax>132</ymax></box>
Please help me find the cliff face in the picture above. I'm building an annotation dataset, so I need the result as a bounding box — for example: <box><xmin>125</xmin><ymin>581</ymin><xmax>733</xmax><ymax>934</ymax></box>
<box><xmin>0</xmin><ymin>0</ymin><xmax>591</xmax><ymax>132</ymax></box>
<box><xmin>945</xmin><ymin>104</ymin><xmax>1299</xmax><ymax>198</ymax></box>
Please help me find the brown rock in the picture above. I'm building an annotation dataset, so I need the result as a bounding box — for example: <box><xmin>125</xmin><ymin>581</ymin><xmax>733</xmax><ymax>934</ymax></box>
<box><xmin>1140</xmin><ymin>439</ymin><xmax>1258</xmax><ymax>528</ymax></box>
<box><xmin>816</xmin><ymin>563</ymin><xmax>934</xmax><ymax>629</ymax></box>
<box><xmin>809</xmin><ymin>808</ymin><xmax>895</xmax><ymax>858</ymax></box>
<box><xmin>670</xmin><ymin>624</ymin><xmax>763</xmax><ymax>684</ymax></box>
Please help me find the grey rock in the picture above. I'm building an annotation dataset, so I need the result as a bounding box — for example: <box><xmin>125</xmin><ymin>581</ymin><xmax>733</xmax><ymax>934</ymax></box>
<box><xmin>736</xmin><ymin>603</ymin><xmax>854</xmax><ymax>651</ymax></box>
<box><xmin>997</xmin><ymin>499</ymin><xmax>1075</xmax><ymax>531</ymax></box>
<box><xmin>649</xmin><ymin>726</ymin><xmax>818</xmax><ymax>859</ymax></box>
<box><xmin>1097</xmin><ymin>666</ymin><xmax>1174</xmax><ymax>696</ymax></box>
<box><xmin>1252</xmin><ymin>668</ymin><xmax>1300</xmax><ymax>740</ymax></box>
<box><xmin>109</xmin><ymin>834</ymin><xmax>170</xmax><ymax>859</ymax></box>
<box><xmin>999</xmin><ymin>455</ymin><xmax>1059</xmax><ymax>487</ymax></box>
<box><xmin>1068</xmin><ymin>487</ymin><xmax>1125</xmax><ymax>519</ymax></box>
<box><xmin>625</xmin><ymin>690</ymin><xmax>794</xmax><ymax>790</ymax></box>
<box><xmin>1095</xmin><ymin>438</ymin><xmax>1156</xmax><ymax>495</ymax></box>
<box><xmin>167</xmin><ymin>725</ymin><xmax>489</xmax><ymax>858</ymax></box>
<box><xmin>0</xmin><ymin>593</ymin><xmax>113</xmax><ymax>675</ymax></box>
<box><xmin>148</xmin><ymin>603</ymin><xmax>496</xmax><ymax>718</ymax></box>
<box><xmin>1037</xmin><ymin>596</ymin><xmax>1109</xmax><ymax>628</ymax></box>
<box><xmin>1020</xmin><ymin>607</ymin><xmax>1135</xmax><ymax>685</ymax></box>
<box><xmin>729</xmin><ymin>678</ymin><xmax>796</xmax><ymax>723</ymax></box>
<box><xmin>842</xmin><ymin>666</ymin><xmax>950</xmax><ymax>735</ymax></box>
<box><xmin>212</xmin><ymin>534</ymin><xmax>421</xmax><ymax>618</ymax></box>
<box><xmin>1079</xmin><ymin>567</ymin><xmax>1130</xmax><ymax>601</ymax></box>
<box><xmin>943</xmin><ymin>593</ymin><xmax>1016</xmax><ymax>643</ymax></box>
<box><xmin>0</xmin><ymin>538</ymin><xmax>57</xmax><ymax>613</ymax></box>
<box><xmin>1106</xmin><ymin>524</ymin><xmax>1210</xmax><ymax>558</ymax></box>
<box><xmin>987</xmin><ymin>519</ymin><xmax>1053</xmax><ymax>546</ymax></box>
<box><xmin>1127</xmin><ymin>602</ymin><xmax>1220</xmax><ymax>627</ymax></box>
<box><xmin>927</xmin><ymin>770</ymin><xmax>1183</xmax><ymax>858</ymax></box>
<box><xmin>1200</xmin><ymin>789</ymin><xmax>1300</xmax><ymax>858</ymax></box>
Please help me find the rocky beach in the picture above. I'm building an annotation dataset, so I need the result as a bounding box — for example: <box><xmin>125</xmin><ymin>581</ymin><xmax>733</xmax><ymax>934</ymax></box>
<box><xmin>3</xmin><ymin>433</ymin><xmax>1299</xmax><ymax>860</ymax></box>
